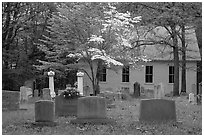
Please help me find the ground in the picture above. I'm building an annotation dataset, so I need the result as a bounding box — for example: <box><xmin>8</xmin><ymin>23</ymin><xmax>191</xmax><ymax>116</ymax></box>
<box><xmin>2</xmin><ymin>96</ymin><xmax>202</xmax><ymax>135</ymax></box>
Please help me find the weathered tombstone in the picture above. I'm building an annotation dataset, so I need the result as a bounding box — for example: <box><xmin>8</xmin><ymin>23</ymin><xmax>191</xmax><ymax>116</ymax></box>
<box><xmin>42</xmin><ymin>88</ymin><xmax>51</xmax><ymax>100</ymax></box>
<box><xmin>121</xmin><ymin>87</ymin><xmax>131</xmax><ymax>100</ymax></box>
<box><xmin>71</xmin><ymin>96</ymin><xmax>115</xmax><ymax>124</ymax></box>
<box><xmin>34</xmin><ymin>89</ymin><xmax>39</xmax><ymax>97</ymax></box>
<box><xmin>20</xmin><ymin>86</ymin><xmax>32</xmax><ymax>102</ymax></box>
<box><xmin>133</xmin><ymin>82</ymin><xmax>140</xmax><ymax>97</ymax></box>
<box><xmin>145</xmin><ymin>89</ymin><xmax>154</xmax><ymax>98</ymax></box>
<box><xmin>2</xmin><ymin>90</ymin><xmax>20</xmax><ymax>111</ymax></box>
<box><xmin>154</xmin><ymin>83</ymin><xmax>165</xmax><ymax>99</ymax></box>
<box><xmin>189</xmin><ymin>93</ymin><xmax>196</xmax><ymax>104</ymax></box>
<box><xmin>139</xmin><ymin>99</ymin><xmax>176</xmax><ymax>121</ymax></box>
<box><xmin>34</xmin><ymin>100</ymin><xmax>56</xmax><ymax>126</ymax></box>
<box><xmin>140</xmin><ymin>86</ymin><xmax>145</xmax><ymax>96</ymax></box>
<box><xmin>83</xmin><ymin>86</ymin><xmax>90</xmax><ymax>96</ymax></box>
<box><xmin>55</xmin><ymin>94</ymin><xmax>79</xmax><ymax>116</ymax></box>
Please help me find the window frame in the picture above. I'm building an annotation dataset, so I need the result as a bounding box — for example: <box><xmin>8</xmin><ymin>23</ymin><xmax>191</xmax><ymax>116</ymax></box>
<box><xmin>169</xmin><ymin>66</ymin><xmax>174</xmax><ymax>84</ymax></box>
<box><xmin>99</xmin><ymin>66</ymin><xmax>106</xmax><ymax>82</ymax></box>
<box><xmin>122</xmin><ymin>66</ymin><xmax>130</xmax><ymax>82</ymax></box>
<box><xmin>145</xmin><ymin>65</ymin><xmax>153</xmax><ymax>83</ymax></box>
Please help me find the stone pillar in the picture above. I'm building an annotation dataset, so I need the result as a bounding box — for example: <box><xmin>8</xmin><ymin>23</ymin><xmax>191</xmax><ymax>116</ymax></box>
<box><xmin>48</xmin><ymin>70</ymin><xmax>55</xmax><ymax>98</ymax></box>
<box><xmin>77</xmin><ymin>72</ymin><xmax>84</xmax><ymax>96</ymax></box>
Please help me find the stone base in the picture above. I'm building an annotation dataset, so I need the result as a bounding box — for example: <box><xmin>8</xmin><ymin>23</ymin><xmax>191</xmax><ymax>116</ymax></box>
<box><xmin>32</xmin><ymin>121</ymin><xmax>57</xmax><ymax>127</ymax></box>
<box><xmin>70</xmin><ymin>118</ymin><xmax>116</xmax><ymax>125</ymax></box>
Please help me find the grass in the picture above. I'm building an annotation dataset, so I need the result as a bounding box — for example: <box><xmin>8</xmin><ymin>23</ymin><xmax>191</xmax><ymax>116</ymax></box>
<box><xmin>2</xmin><ymin>96</ymin><xmax>202</xmax><ymax>135</ymax></box>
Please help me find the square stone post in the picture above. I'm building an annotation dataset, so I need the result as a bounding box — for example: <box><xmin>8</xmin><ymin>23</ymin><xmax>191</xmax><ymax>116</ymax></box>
<box><xmin>48</xmin><ymin>70</ymin><xmax>56</xmax><ymax>98</ymax></box>
<box><xmin>77</xmin><ymin>72</ymin><xmax>84</xmax><ymax>96</ymax></box>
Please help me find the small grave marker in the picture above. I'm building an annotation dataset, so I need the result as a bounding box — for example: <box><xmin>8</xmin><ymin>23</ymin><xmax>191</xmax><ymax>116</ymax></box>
<box><xmin>145</xmin><ymin>89</ymin><xmax>154</xmax><ymax>98</ymax></box>
<box><xmin>20</xmin><ymin>86</ymin><xmax>32</xmax><ymax>102</ymax></box>
<box><xmin>133</xmin><ymin>82</ymin><xmax>140</xmax><ymax>97</ymax></box>
<box><xmin>34</xmin><ymin>89</ymin><xmax>39</xmax><ymax>97</ymax></box>
<box><xmin>42</xmin><ymin>88</ymin><xmax>51</xmax><ymax>100</ymax></box>
<box><xmin>154</xmin><ymin>83</ymin><xmax>165</xmax><ymax>99</ymax></box>
<box><xmin>189</xmin><ymin>93</ymin><xmax>196</xmax><ymax>104</ymax></box>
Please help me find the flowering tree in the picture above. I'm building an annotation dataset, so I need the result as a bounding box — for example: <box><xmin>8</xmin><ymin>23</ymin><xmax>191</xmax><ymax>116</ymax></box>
<box><xmin>35</xmin><ymin>3</ymin><xmax>145</xmax><ymax>95</ymax></box>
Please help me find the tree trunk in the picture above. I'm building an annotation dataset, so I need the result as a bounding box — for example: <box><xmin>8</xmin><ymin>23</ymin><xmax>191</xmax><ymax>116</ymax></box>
<box><xmin>171</xmin><ymin>24</ymin><xmax>180</xmax><ymax>96</ymax></box>
<box><xmin>181</xmin><ymin>24</ymin><xmax>186</xmax><ymax>93</ymax></box>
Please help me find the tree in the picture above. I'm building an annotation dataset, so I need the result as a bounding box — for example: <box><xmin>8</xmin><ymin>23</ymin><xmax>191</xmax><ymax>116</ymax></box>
<box><xmin>2</xmin><ymin>2</ymin><xmax>56</xmax><ymax>90</ymax></box>
<box><xmin>117</xmin><ymin>2</ymin><xmax>201</xmax><ymax>96</ymax></box>
<box><xmin>36</xmin><ymin>3</ymin><xmax>144</xmax><ymax>95</ymax></box>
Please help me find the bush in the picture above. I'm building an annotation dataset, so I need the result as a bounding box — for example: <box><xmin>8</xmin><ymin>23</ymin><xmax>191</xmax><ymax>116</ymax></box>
<box><xmin>62</xmin><ymin>88</ymin><xmax>80</xmax><ymax>99</ymax></box>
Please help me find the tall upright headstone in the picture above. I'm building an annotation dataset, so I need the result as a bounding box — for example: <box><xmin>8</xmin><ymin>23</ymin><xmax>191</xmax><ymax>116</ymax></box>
<box><xmin>77</xmin><ymin>72</ymin><xmax>84</xmax><ymax>96</ymax></box>
<box><xmin>20</xmin><ymin>86</ymin><xmax>32</xmax><ymax>102</ymax></box>
<box><xmin>48</xmin><ymin>70</ymin><xmax>55</xmax><ymax>98</ymax></box>
<box><xmin>133</xmin><ymin>82</ymin><xmax>140</xmax><ymax>97</ymax></box>
<box><xmin>154</xmin><ymin>83</ymin><xmax>165</xmax><ymax>99</ymax></box>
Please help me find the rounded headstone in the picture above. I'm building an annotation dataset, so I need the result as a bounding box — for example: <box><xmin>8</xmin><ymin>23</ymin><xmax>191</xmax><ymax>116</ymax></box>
<box><xmin>77</xmin><ymin>96</ymin><xmax>106</xmax><ymax>119</ymax></box>
<box><xmin>35</xmin><ymin>100</ymin><xmax>55</xmax><ymax>122</ymax></box>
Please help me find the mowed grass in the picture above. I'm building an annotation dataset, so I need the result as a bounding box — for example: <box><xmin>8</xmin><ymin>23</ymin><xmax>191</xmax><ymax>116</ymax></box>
<box><xmin>2</xmin><ymin>96</ymin><xmax>202</xmax><ymax>135</ymax></box>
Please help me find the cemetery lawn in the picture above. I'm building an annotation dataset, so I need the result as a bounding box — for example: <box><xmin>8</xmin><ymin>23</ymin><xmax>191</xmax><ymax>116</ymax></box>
<box><xmin>2</xmin><ymin>96</ymin><xmax>202</xmax><ymax>135</ymax></box>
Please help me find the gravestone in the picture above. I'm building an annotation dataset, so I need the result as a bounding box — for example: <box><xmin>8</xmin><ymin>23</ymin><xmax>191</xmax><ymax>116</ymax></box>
<box><xmin>121</xmin><ymin>87</ymin><xmax>131</xmax><ymax>100</ymax></box>
<box><xmin>98</xmin><ymin>91</ymin><xmax>115</xmax><ymax>108</ymax></box>
<box><xmin>154</xmin><ymin>83</ymin><xmax>165</xmax><ymax>99</ymax></box>
<box><xmin>55</xmin><ymin>94</ymin><xmax>79</xmax><ymax>116</ymax></box>
<box><xmin>71</xmin><ymin>96</ymin><xmax>115</xmax><ymax>124</ymax></box>
<box><xmin>34</xmin><ymin>100</ymin><xmax>56</xmax><ymax>126</ymax></box>
<box><xmin>42</xmin><ymin>88</ymin><xmax>51</xmax><ymax>100</ymax></box>
<box><xmin>189</xmin><ymin>93</ymin><xmax>196</xmax><ymax>104</ymax></box>
<box><xmin>145</xmin><ymin>89</ymin><xmax>154</xmax><ymax>98</ymax></box>
<box><xmin>140</xmin><ymin>86</ymin><xmax>145</xmax><ymax>96</ymax></box>
<box><xmin>83</xmin><ymin>86</ymin><xmax>90</xmax><ymax>96</ymax></box>
<box><xmin>34</xmin><ymin>89</ymin><xmax>39</xmax><ymax>97</ymax></box>
<box><xmin>133</xmin><ymin>82</ymin><xmax>140</xmax><ymax>97</ymax></box>
<box><xmin>2</xmin><ymin>90</ymin><xmax>20</xmax><ymax>111</ymax></box>
<box><xmin>20</xmin><ymin>86</ymin><xmax>32</xmax><ymax>102</ymax></box>
<box><xmin>139</xmin><ymin>99</ymin><xmax>176</xmax><ymax>121</ymax></box>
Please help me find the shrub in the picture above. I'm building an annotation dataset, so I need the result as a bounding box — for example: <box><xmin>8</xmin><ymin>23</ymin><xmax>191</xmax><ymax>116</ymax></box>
<box><xmin>62</xmin><ymin>88</ymin><xmax>80</xmax><ymax>99</ymax></box>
